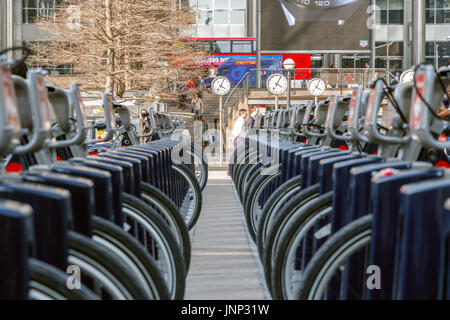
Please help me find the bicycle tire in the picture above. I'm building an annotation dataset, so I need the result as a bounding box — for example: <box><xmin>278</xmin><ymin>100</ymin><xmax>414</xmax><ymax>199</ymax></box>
<box><xmin>262</xmin><ymin>184</ymin><xmax>321</xmax><ymax>294</ymax></box>
<box><xmin>28</xmin><ymin>258</ymin><xmax>99</xmax><ymax>300</ymax></box>
<box><xmin>242</xmin><ymin>162</ymin><xmax>270</xmax><ymax>208</ymax></box>
<box><xmin>141</xmin><ymin>182</ymin><xmax>191</xmax><ymax>269</ymax></box>
<box><xmin>256</xmin><ymin>176</ymin><xmax>302</xmax><ymax>257</ymax></box>
<box><xmin>121</xmin><ymin>192</ymin><xmax>186</xmax><ymax>299</ymax></box>
<box><xmin>243</xmin><ymin>166</ymin><xmax>282</xmax><ymax>242</ymax></box>
<box><xmin>92</xmin><ymin>216</ymin><xmax>170</xmax><ymax>300</ymax></box>
<box><xmin>188</xmin><ymin>148</ymin><xmax>208</xmax><ymax>191</ymax></box>
<box><xmin>240</xmin><ymin>162</ymin><xmax>264</xmax><ymax>202</ymax></box>
<box><xmin>296</xmin><ymin>215</ymin><xmax>373</xmax><ymax>300</ymax></box>
<box><xmin>67</xmin><ymin>231</ymin><xmax>151</xmax><ymax>300</ymax></box>
<box><xmin>271</xmin><ymin>192</ymin><xmax>333</xmax><ymax>300</ymax></box>
<box><xmin>237</xmin><ymin>151</ymin><xmax>259</xmax><ymax>198</ymax></box>
<box><xmin>236</xmin><ymin>162</ymin><xmax>256</xmax><ymax>199</ymax></box>
<box><xmin>172</xmin><ymin>163</ymin><xmax>202</xmax><ymax>230</ymax></box>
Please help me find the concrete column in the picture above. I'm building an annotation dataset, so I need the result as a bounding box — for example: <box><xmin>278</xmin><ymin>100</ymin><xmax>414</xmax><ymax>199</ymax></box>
<box><xmin>7</xmin><ymin>0</ymin><xmax>14</xmax><ymax>60</ymax></box>
<box><xmin>370</xmin><ymin>0</ymin><xmax>376</xmax><ymax>68</ymax></box>
<box><xmin>403</xmin><ymin>0</ymin><xmax>413</xmax><ymax>69</ymax></box>
<box><xmin>334</xmin><ymin>54</ymin><xmax>342</xmax><ymax>68</ymax></box>
<box><xmin>412</xmin><ymin>0</ymin><xmax>426</xmax><ymax>65</ymax></box>
<box><xmin>0</xmin><ymin>0</ymin><xmax>8</xmax><ymax>52</ymax></box>
<box><xmin>256</xmin><ymin>0</ymin><xmax>262</xmax><ymax>88</ymax></box>
<box><xmin>247</xmin><ymin>0</ymin><xmax>257</xmax><ymax>37</ymax></box>
<box><xmin>323</xmin><ymin>54</ymin><xmax>331</xmax><ymax>68</ymax></box>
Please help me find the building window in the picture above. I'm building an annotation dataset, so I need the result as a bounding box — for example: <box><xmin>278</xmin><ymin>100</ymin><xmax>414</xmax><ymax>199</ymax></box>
<box><xmin>191</xmin><ymin>0</ymin><xmax>247</xmax><ymax>37</ymax></box>
<box><xmin>215</xmin><ymin>40</ymin><xmax>232</xmax><ymax>53</ymax></box>
<box><xmin>426</xmin><ymin>0</ymin><xmax>450</xmax><ymax>24</ymax></box>
<box><xmin>22</xmin><ymin>0</ymin><xmax>62</xmax><ymax>24</ymax></box>
<box><xmin>375</xmin><ymin>41</ymin><xmax>404</xmax><ymax>57</ymax></box>
<box><xmin>231</xmin><ymin>40</ymin><xmax>252</xmax><ymax>53</ymax></box>
<box><xmin>374</xmin><ymin>41</ymin><xmax>403</xmax><ymax>72</ymax></box>
<box><xmin>426</xmin><ymin>41</ymin><xmax>450</xmax><ymax>67</ymax></box>
<box><xmin>376</xmin><ymin>0</ymin><xmax>404</xmax><ymax>24</ymax></box>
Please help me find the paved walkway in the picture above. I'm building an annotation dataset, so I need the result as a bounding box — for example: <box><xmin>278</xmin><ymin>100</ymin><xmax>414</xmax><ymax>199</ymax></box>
<box><xmin>185</xmin><ymin>171</ymin><xmax>266</xmax><ymax>300</ymax></box>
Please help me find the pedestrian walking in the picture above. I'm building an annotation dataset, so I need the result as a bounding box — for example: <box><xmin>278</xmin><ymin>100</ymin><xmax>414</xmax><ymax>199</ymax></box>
<box><xmin>244</xmin><ymin>106</ymin><xmax>258</xmax><ymax>137</ymax></box>
<box><xmin>209</xmin><ymin>63</ymin><xmax>218</xmax><ymax>81</ymax></box>
<box><xmin>191</xmin><ymin>92</ymin><xmax>204</xmax><ymax>120</ymax></box>
<box><xmin>178</xmin><ymin>93</ymin><xmax>187</xmax><ymax>110</ymax></box>
<box><xmin>139</xmin><ymin>110</ymin><xmax>152</xmax><ymax>144</ymax></box>
<box><xmin>232</xmin><ymin>109</ymin><xmax>248</xmax><ymax>149</ymax></box>
<box><xmin>228</xmin><ymin>109</ymin><xmax>248</xmax><ymax>175</ymax></box>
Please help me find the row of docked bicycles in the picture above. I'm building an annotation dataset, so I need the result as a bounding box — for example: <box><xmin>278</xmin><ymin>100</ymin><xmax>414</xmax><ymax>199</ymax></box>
<box><xmin>231</xmin><ymin>64</ymin><xmax>450</xmax><ymax>300</ymax></box>
<box><xmin>0</xmin><ymin>55</ymin><xmax>207</xmax><ymax>299</ymax></box>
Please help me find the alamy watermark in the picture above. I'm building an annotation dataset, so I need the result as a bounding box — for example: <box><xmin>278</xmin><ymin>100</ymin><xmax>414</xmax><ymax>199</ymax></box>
<box><xmin>66</xmin><ymin>265</ymin><xmax>81</xmax><ymax>290</ymax></box>
<box><xmin>170</xmin><ymin>121</ymin><xmax>280</xmax><ymax>175</ymax></box>
<box><xmin>367</xmin><ymin>265</ymin><xmax>381</xmax><ymax>290</ymax></box>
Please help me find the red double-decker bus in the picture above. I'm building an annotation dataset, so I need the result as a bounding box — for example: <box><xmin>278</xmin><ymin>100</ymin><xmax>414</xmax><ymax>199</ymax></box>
<box><xmin>185</xmin><ymin>37</ymin><xmax>311</xmax><ymax>86</ymax></box>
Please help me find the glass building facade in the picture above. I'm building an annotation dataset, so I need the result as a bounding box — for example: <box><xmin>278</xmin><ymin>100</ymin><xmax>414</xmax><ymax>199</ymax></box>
<box><xmin>189</xmin><ymin>0</ymin><xmax>247</xmax><ymax>37</ymax></box>
<box><xmin>1</xmin><ymin>0</ymin><xmax>449</xmax><ymax>73</ymax></box>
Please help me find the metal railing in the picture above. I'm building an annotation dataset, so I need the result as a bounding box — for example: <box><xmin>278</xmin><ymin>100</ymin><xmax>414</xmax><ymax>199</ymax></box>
<box><xmin>223</xmin><ymin>71</ymin><xmax>251</xmax><ymax>126</ymax></box>
<box><xmin>245</xmin><ymin>68</ymin><xmax>390</xmax><ymax>93</ymax></box>
<box><xmin>223</xmin><ymin>67</ymin><xmax>390</xmax><ymax>121</ymax></box>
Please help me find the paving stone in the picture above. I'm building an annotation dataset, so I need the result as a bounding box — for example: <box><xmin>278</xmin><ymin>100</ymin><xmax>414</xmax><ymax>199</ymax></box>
<box><xmin>185</xmin><ymin>171</ymin><xmax>266</xmax><ymax>300</ymax></box>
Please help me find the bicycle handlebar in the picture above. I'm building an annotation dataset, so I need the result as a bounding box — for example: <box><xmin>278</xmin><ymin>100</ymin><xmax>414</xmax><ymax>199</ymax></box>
<box><xmin>363</xmin><ymin>79</ymin><xmax>409</xmax><ymax>145</ymax></box>
<box><xmin>47</xmin><ymin>84</ymin><xmax>88</xmax><ymax>149</ymax></box>
<box><xmin>13</xmin><ymin>71</ymin><xmax>51</xmax><ymax>155</ymax></box>
<box><xmin>348</xmin><ymin>87</ymin><xmax>371</xmax><ymax>143</ymax></box>
<box><xmin>302</xmin><ymin>100</ymin><xmax>327</xmax><ymax>138</ymax></box>
<box><xmin>84</xmin><ymin>93</ymin><xmax>115</xmax><ymax>145</ymax></box>
<box><xmin>410</xmin><ymin>65</ymin><xmax>450</xmax><ymax>150</ymax></box>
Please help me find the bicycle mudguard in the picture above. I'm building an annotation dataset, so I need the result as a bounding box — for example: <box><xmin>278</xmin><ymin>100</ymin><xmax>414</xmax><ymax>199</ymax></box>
<box><xmin>331</xmin><ymin>157</ymin><xmax>383</xmax><ymax>233</ymax></box>
<box><xmin>68</xmin><ymin>159</ymin><xmax>124</xmax><ymax>227</ymax></box>
<box><xmin>23</xmin><ymin>171</ymin><xmax>95</xmax><ymax>237</ymax></box>
<box><xmin>280</xmin><ymin>144</ymin><xmax>301</xmax><ymax>183</ymax></box>
<box><xmin>287</xmin><ymin>146</ymin><xmax>317</xmax><ymax>179</ymax></box>
<box><xmin>132</xmin><ymin>147</ymin><xmax>165</xmax><ymax>194</ymax></box>
<box><xmin>292</xmin><ymin>147</ymin><xmax>322</xmax><ymax>177</ymax></box>
<box><xmin>300</xmin><ymin>149</ymin><xmax>339</xmax><ymax>190</ymax></box>
<box><xmin>307</xmin><ymin>151</ymin><xmax>350</xmax><ymax>187</ymax></box>
<box><xmin>142</xmin><ymin>146</ymin><xmax>171</xmax><ymax>196</ymax></box>
<box><xmin>112</xmin><ymin>150</ymin><xmax>150</xmax><ymax>185</ymax></box>
<box><xmin>119</xmin><ymin>149</ymin><xmax>155</xmax><ymax>183</ymax></box>
<box><xmin>50</xmin><ymin>164</ymin><xmax>114</xmax><ymax>222</ymax></box>
<box><xmin>347</xmin><ymin>161</ymin><xmax>412</xmax><ymax>222</ymax></box>
<box><xmin>96</xmin><ymin>153</ymin><xmax>142</xmax><ymax>198</ymax></box>
<box><xmin>367</xmin><ymin>168</ymin><xmax>444</xmax><ymax>300</ymax></box>
<box><xmin>88</xmin><ymin>156</ymin><xmax>135</xmax><ymax>195</ymax></box>
<box><xmin>337</xmin><ymin>161</ymin><xmax>414</xmax><ymax>300</ymax></box>
<box><xmin>319</xmin><ymin>154</ymin><xmax>363</xmax><ymax>195</ymax></box>
<box><xmin>0</xmin><ymin>201</ymin><xmax>32</xmax><ymax>299</ymax></box>
<box><xmin>129</xmin><ymin>147</ymin><xmax>161</xmax><ymax>191</ymax></box>
<box><xmin>394</xmin><ymin>179</ymin><xmax>450</xmax><ymax>300</ymax></box>
<box><xmin>0</xmin><ymin>182</ymin><xmax>70</xmax><ymax>271</ymax></box>
<box><xmin>442</xmin><ymin>198</ymin><xmax>450</xmax><ymax>300</ymax></box>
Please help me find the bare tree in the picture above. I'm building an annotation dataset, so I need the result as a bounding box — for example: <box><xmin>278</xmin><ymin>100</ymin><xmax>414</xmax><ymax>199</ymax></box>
<box><xmin>28</xmin><ymin>0</ymin><xmax>206</xmax><ymax>101</ymax></box>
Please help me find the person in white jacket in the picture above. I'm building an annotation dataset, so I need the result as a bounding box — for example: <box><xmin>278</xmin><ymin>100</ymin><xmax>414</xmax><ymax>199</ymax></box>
<box><xmin>228</xmin><ymin>109</ymin><xmax>248</xmax><ymax>175</ymax></box>
<box><xmin>232</xmin><ymin>109</ymin><xmax>248</xmax><ymax>148</ymax></box>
